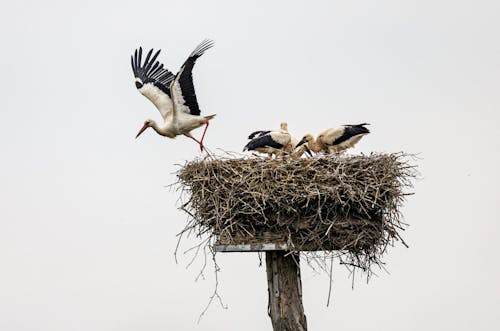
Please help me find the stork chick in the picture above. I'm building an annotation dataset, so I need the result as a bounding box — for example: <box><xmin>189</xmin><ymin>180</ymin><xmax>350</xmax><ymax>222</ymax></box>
<box><xmin>244</xmin><ymin>122</ymin><xmax>291</xmax><ymax>157</ymax></box>
<box><xmin>296</xmin><ymin>123</ymin><xmax>370</xmax><ymax>155</ymax></box>
<box><xmin>268</xmin><ymin>123</ymin><xmax>313</xmax><ymax>157</ymax></box>
<box><xmin>290</xmin><ymin>137</ymin><xmax>313</xmax><ymax>157</ymax></box>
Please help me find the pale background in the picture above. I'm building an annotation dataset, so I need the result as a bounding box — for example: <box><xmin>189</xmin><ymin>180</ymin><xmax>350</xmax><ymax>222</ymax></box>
<box><xmin>1</xmin><ymin>0</ymin><xmax>499</xmax><ymax>330</ymax></box>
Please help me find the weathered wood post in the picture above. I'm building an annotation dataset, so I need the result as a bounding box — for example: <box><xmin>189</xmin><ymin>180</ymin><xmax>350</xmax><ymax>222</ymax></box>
<box><xmin>266</xmin><ymin>251</ymin><xmax>307</xmax><ymax>331</ymax></box>
<box><xmin>214</xmin><ymin>244</ymin><xmax>307</xmax><ymax>331</ymax></box>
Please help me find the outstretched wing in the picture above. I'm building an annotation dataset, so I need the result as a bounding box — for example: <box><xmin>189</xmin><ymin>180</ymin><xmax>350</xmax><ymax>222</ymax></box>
<box><xmin>131</xmin><ymin>47</ymin><xmax>175</xmax><ymax>119</ymax></box>
<box><xmin>170</xmin><ymin>39</ymin><xmax>214</xmax><ymax>116</ymax></box>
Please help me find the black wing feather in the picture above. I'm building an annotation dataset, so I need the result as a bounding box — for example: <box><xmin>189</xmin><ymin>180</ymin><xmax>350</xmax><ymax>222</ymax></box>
<box><xmin>248</xmin><ymin>130</ymin><xmax>271</xmax><ymax>139</ymax></box>
<box><xmin>131</xmin><ymin>47</ymin><xmax>175</xmax><ymax>96</ymax></box>
<box><xmin>332</xmin><ymin>124</ymin><xmax>370</xmax><ymax>145</ymax></box>
<box><xmin>176</xmin><ymin>39</ymin><xmax>215</xmax><ymax>115</ymax></box>
<box><xmin>244</xmin><ymin>133</ymin><xmax>284</xmax><ymax>151</ymax></box>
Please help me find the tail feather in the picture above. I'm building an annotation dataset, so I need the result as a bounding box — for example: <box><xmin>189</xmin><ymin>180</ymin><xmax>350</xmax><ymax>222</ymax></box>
<box><xmin>204</xmin><ymin>114</ymin><xmax>216</xmax><ymax>121</ymax></box>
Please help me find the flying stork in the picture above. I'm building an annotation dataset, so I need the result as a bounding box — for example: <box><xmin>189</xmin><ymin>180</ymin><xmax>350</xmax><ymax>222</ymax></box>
<box><xmin>244</xmin><ymin>122</ymin><xmax>292</xmax><ymax>157</ymax></box>
<box><xmin>131</xmin><ymin>39</ymin><xmax>215</xmax><ymax>151</ymax></box>
<box><xmin>295</xmin><ymin>123</ymin><xmax>370</xmax><ymax>154</ymax></box>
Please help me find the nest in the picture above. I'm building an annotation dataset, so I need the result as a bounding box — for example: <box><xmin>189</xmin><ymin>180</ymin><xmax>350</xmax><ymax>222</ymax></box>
<box><xmin>176</xmin><ymin>153</ymin><xmax>416</xmax><ymax>271</ymax></box>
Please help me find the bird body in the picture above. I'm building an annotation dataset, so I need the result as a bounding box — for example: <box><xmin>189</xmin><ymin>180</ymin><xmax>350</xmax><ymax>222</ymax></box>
<box><xmin>131</xmin><ymin>40</ymin><xmax>215</xmax><ymax>150</ymax></box>
<box><xmin>244</xmin><ymin>131</ymin><xmax>291</xmax><ymax>155</ymax></box>
<box><xmin>139</xmin><ymin>113</ymin><xmax>216</xmax><ymax>139</ymax></box>
<box><xmin>287</xmin><ymin>135</ymin><xmax>299</xmax><ymax>154</ymax></box>
<box><xmin>296</xmin><ymin>123</ymin><xmax>370</xmax><ymax>154</ymax></box>
<box><xmin>248</xmin><ymin>130</ymin><xmax>271</xmax><ymax>140</ymax></box>
<box><xmin>244</xmin><ymin>122</ymin><xmax>291</xmax><ymax>157</ymax></box>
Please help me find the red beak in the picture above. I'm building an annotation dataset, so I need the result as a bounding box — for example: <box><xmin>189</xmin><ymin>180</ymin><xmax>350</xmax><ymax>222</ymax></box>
<box><xmin>135</xmin><ymin>123</ymin><xmax>149</xmax><ymax>139</ymax></box>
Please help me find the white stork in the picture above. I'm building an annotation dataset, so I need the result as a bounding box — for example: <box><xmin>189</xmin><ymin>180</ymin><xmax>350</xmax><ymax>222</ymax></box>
<box><xmin>282</xmin><ymin>124</ymin><xmax>312</xmax><ymax>157</ymax></box>
<box><xmin>131</xmin><ymin>39</ymin><xmax>215</xmax><ymax>151</ymax></box>
<box><xmin>295</xmin><ymin>123</ymin><xmax>370</xmax><ymax>154</ymax></box>
<box><xmin>290</xmin><ymin>137</ymin><xmax>312</xmax><ymax>157</ymax></box>
<box><xmin>244</xmin><ymin>122</ymin><xmax>292</xmax><ymax>157</ymax></box>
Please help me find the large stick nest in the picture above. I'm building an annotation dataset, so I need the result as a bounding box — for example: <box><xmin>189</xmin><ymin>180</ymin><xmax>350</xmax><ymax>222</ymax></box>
<box><xmin>176</xmin><ymin>152</ymin><xmax>416</xmax><ymax>271</ymax></box>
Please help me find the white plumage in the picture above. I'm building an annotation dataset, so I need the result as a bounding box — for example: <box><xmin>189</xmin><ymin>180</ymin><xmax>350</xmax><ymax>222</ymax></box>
<box><xmin>296</xmin><ymin>123</ymin><xmax>370</xmax><ymax>154</ymax></box>
<box><xmin>244</xmin><ymin>122</ymin><xmax>292</xmax><ymax>157</ymax></box>
<box><xmin>131</xmin><ymin>39</ymin><xmax>215</xmax><ymax>151</ymax></box>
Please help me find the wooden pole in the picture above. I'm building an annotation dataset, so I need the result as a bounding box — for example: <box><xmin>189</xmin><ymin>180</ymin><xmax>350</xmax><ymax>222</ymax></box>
<box><xmin>265</xmin><ymin>251</ymin><xmax>307</xmax><ymax>331</ymax></box>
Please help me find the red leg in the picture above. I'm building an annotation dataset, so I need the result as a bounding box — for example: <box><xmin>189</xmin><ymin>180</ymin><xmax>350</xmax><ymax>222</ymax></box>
<box><xmin>186</xmin><ymin>134</ymin><xmax>204</xmax><ymax>151</ymax></box>
<box><xmin>199</xmin><ymin>122</ymin><xmax>210</xmax><ymax>151</ymax></box>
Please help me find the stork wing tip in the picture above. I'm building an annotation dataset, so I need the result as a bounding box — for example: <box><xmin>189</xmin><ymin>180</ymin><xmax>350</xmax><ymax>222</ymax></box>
<box><xmin>190</xmin><ymin>39</ymin><xmax>215</xmax><ymax>57</ymax></box>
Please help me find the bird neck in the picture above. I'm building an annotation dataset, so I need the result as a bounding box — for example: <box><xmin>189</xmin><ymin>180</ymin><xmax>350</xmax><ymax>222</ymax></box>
<box><xmin>152</xmin><ymin>121</ymin><xmax>176</xmax><ymax>138</ymax></box>
<box><xmin>308</xmin><ymin>138</ymin><xmax>322</xmax><ymax>153</ymax></box>
<box><xmin>149</xmin><ymin>121</ymin><xmax>162</xmax><ymax>134</ymax></box>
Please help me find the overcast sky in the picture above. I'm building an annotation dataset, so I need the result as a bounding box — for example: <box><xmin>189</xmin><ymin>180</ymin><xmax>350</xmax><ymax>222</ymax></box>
<box><xmin>1</xmin><ymin>0</ymin><xmax>499</xmax><ymax>330</ymax></box>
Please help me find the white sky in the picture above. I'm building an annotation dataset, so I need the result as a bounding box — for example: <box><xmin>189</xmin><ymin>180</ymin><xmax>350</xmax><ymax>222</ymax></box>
<box><xmin>1</xmin><ymin>0</ymin><xmax>499</xmax><ymax>330</ymax></box>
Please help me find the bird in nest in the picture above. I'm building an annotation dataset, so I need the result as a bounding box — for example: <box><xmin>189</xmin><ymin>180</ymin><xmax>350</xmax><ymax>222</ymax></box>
<box><xmin>244</xmin><ymin>122</ymin><xmax>311</xmax><ymax>158</ymax></box>
<box><xmin>295</xmin><ymin>123</ymin><xmax>370</xmax><ymax>155</ymax></box>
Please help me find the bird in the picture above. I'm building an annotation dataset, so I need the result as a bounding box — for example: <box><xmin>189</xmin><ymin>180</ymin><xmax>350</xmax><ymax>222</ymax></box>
<box><xmin>281</xmin><ymin>124</ymin><xmax>312</xmax><ymax>157</ymax></box>
<box><xmin>290</xmin><ymin>136</ymin><xmax>312</xmax><ymax>157</ymax></box>
<box><xmin>295</xmin><ymin>123</ymin><xmax>370</xmax><ymax>154</ymax></box>
<box><xmin>244</xmin><ymin>122</ymin><xmax>292</xmax><ymax>157</ymax></box>
<box><xmin>131</xmin><ymin>39</ymin><xmax>215</xmax><ymax>151</ymax></box>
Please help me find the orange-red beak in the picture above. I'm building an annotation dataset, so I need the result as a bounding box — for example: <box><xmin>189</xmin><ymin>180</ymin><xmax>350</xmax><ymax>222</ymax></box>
<box><xmin>135</xmin><ymin>123</ymin><xmax>149</xmax><ymax>139</ymax></box>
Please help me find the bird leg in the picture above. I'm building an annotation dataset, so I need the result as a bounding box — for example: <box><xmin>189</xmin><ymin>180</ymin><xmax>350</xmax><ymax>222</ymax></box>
<box><xmin>185</xmin><ymin>133</ymin><xmax>205</xmax><ymax>151</ymax></box>
<box><xmin>199</xmin><ymin>121</ymin><xmax>210</xmax><ymax>151</ymax></box>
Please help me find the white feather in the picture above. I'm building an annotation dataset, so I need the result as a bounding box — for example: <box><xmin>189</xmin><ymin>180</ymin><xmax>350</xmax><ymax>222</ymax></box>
<box><xmin>138</xmin><ymin>83</ymin><xmax>173</xmax><ymax>120</ymax></box>
<box><xmin>170</xmin><ymin>67</ymin><xmax>192</xmax><ymax>116</ymax></box>
<box><xmin>269</xmin><ymin>131</ymin><xmax>291</xmax><ymax>146</ymax></box>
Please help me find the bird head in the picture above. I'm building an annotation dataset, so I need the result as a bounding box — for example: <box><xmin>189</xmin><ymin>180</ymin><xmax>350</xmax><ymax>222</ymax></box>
<box><xmin>135</xmin><ymin>119</ymin><xmax>154</xmax><ymax>138</ymax></box>
<box><xmin>280</xmin><ymin>122</ymin><xmax>288</xmax><ymax>131</ymax></box>
<box><xmin>296</xmin><ymin>134</ymin><xmax>314</xmax><ymax>148</ymax></box>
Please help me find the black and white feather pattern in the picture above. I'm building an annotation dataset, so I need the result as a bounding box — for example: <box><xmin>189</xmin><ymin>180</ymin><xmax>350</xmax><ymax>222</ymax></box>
<box><xmin>248</xmin><ymin>130</ymin><xmax>271</xmax><ymax>140</ymax></box>
<box><xmin>131</xmin><ymin>48</ymin><xmax>175</xmax><ymax>94</ymax></box>
<box><xmin>333</xmin><ymin>123</ymin><xmax>370</xmax><ymax>145</ymax></box>
<box><xmin>244</xmin><ymin>131</ymin><xmax>290</xmax><ymax>151</ymax></box>
<box><xmin>131</xmin><ymin>47</ymin><xmax>176</xmax><ymax>118</ymax></box>
<box><xmin>170</xmin><ymin>39</ymin><xmax>215</xmax><ymax>116</ymax></box>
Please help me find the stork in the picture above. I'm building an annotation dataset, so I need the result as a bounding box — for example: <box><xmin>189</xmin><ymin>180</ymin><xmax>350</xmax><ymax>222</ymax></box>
<box><xmin>295</xmin><ymin>123</ymin><xmax>370</xmax><ymax>154</ymax></box>
<box><xmin>283</xmin><ymin>125</ymin><xmax>312</xmax><ymax>157</ymax></box>
<box><xmin>244</xmin><ymin>122</ymin><xmax>292</xmax><ymax>157</ymax></box>
<box><xmin>290</xmin><ymin>136</ymin><xmax>312</xmax><ymax>157</ymax></box>
<box><xmin>131</xmin><ymin>39</ymin><xmax>215</xmax><ymax>151</ymax></box>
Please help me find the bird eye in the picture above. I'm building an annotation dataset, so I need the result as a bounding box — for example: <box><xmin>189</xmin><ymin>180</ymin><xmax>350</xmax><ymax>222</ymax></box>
<box><xmin>135</xmin><ymin>81</ymin><xmax>143</xmax><ymax>89</ymax></box>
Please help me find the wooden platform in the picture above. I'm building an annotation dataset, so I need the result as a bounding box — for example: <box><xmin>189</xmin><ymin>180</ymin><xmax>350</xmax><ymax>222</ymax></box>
<box><xmin>213</xmin><ymin>243</ymin><xmax>289</xmax><ymax>252</ymax></box>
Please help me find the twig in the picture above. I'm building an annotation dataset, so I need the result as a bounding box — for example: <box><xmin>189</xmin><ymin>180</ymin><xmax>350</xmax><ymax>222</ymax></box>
<box><xmin>197</xmin><ymin>249</ymin><xmax>228</xmax><ymax>323</ymax></box>
<box><xmin>326</xmin><ymin>255</ymin><xmax>334</xmax><ymax>307</ymax></box>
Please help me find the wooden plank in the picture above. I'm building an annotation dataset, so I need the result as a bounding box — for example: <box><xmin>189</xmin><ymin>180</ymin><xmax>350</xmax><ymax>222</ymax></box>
<box><xmin>213</xmin><ymin>243</ymin><xmax>289</xmax><ymax>252</ymax></box>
